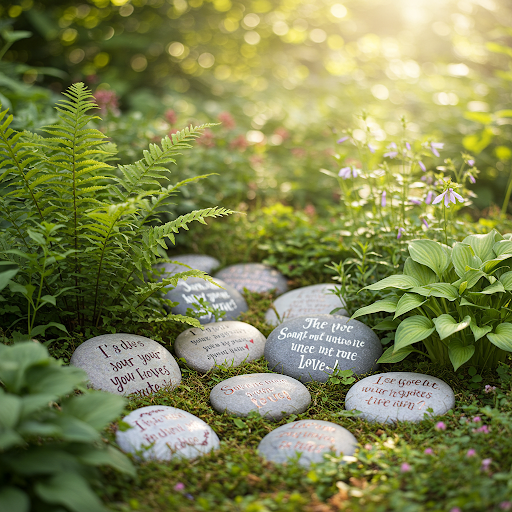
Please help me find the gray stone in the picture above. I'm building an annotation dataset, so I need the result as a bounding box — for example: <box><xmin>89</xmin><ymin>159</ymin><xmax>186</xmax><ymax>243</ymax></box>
<box><xmin>164</xmin><ymin>277</ymin><xmax>248</xmax><ymax>324</ymax></box>
<box><xmin>257</xmin><ymin>419</ymin><xmax>357</xmax><ymax>467</ymax></box>
<box><xmin>215</xmin><ymin>263</ymin><xmax>288</xmax><ymax>296</ymax></box>
<box><xmin>175</xmin><ymin>321</ymin><xmax>266</xmax><ymax>373</ymax></box>
<box><xmin>210</xmin><ymin>373</ymin><xmax>311</xmax><ymax>421</ymax></box>
<box><xmin>159</xmin><ymin>254</ymin><xmax>220</xmax><ymax>276</ymax></box>
<box><xmin>116</xmin><ymin>406</ymin><xmax>220</xmax><ymax>461</ymax></box>
<box><xmin>345</xmin><ymin>372</ymin><xmax>455</xmax><ymax>423</ymax></box>
<box><xmin>70</xmin><ymin>333</ymin><xmax>181</xmax><ymax>397</ymax></box>
<box><xmin>265</xmin><ymin>284</ymin><xmax>347</xmax><ymax>326</ymax></box>
<box><xmin>264</xmin><ymin>315</ymin><xmax>382</xmax><ymax>383</ymax></box>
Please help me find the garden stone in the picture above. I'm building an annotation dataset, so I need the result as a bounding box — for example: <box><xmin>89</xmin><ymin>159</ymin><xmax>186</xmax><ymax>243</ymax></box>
<box><xmin>210</xmin><ymin>373</ymin><xmax>311</xmax><ymax>421</ymax></box>
<box><xmin>175</xmin><ymin>321</ymin><xmax>266</xmax><ymax>373</ymax></box>
<box><xmin>257</xmin><ymin>419</ymin><xmax>357</xmax><ymax>467</ymax></box>
<box><xmin>214</xmin><ymin>263</ymin><xmax>288</xmax><ymax>296</ymax></box>
<box><xmin>159</xmin><ymin>254</ymin><xmax>220</xmax><ymax>276</ymax></box>
<box><xmin>345</xmin><ymin>372</ymin><xmax>455</xmax><ymax>423</ymax></box>
<box><xmin>265</xmin><ymin>283</ymin><xmax>347</xmax><ymax>326</ymax></box>
<box><xmin>70</xmin><ymin>333</ymin><xmax>181</xmax><ymax>397</ymax></box>
<box><xmin>164</xmin><ymin>277</ymin><xmax>248</xmax><ymax>323</ymax></box>
<box><xmin>116</xmin><ymin>406</ymin><xmax>220</xmax><ymax>461</ymax></box>
<box><xmin>264</xmin><ymin>315</ymin><xmax>382</xmax><ymax>383</ymax></box>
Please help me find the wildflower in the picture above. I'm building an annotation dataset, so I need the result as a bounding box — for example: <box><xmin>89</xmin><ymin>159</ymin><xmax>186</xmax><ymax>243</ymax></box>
<box><xmin>418</xmin><ymin>160</ymin><xmax>426</xmax><ymax>172</ymax></box>
<box><xmin>274</xmin><ymin>127</ymin><xmax>290</xmax><ymax>140</ymax></box>
<box><xmin>432</xmin><ymin>188</ymin><xmax>464</xmax><ymax>208</ymax></box>
<box><xmin>400</xmin><ymin>462</ymin><xmax>411</xmax><ymax>472</ymax></box>
<box><xmin>481</xmin><ymin>458</ymin><xmax>492</xmax><ymax>471</ymax></box>
<box><xmin>435</xmin><ymin>421</ymin><xmax>446</xmax><ymax>431</ymax></box>
<box><xmin>430</xmin><ymin>142</ymin><xmax>444</xmax><ymax>157</ymax></box>
<box><xmin>466</xmin><ymin>449</ymin><xmax>476</xmax><ymax>457</ymax></box>
<box><xmin>410</xmin><ymin>199</ymin><xmax>422</xmax><ymax>205</ymax></box>
<box><xmin>94</xmin><ymin>89</ymin><xmax>120</xmax><ymax>116</ymax></box>
<box><xmin>484</xmin><ymin>385</ymin><xmax>496</xmax><ymax>394</ymax></box>
<box><xmin>338</xmin><ymin>166</ymin><xmax>359</xmax><ymax>179</ymax></box>
<box><xmin>421</xmin><ymin>218</ymin><xmax>429</xmax><ymax>229</ymax></box>
<box><xmin>450</xmin><ymin>508</ymin><xmax>462</xmax><ymax>512</ymax></box>
<box><xmin>467</xmin><ymin>173</ymin><xmax>476</xmax><ymax>184</ymax></box>
<box><xmin>500</xmin><ymin>501</ymin><xmax>511</xmax><ymax>510</ymax></box>
<box><xmin>165</xmin><ymin>109</ymin><xmax>177</xmax><ymax>125</ymax></box>
<box><xmin>406</xmin><ymin>142</ymin><xmax>411</xmax><ymax>150</ymax></box>
<box><xmin>218</xmin><ymin>111</ymin><xmax>236</xmax><ymax>129</ymax></box>
<box><xmin>364</xmin><ymin>443</ymin><xmax>373</xmax><ymax>450</ymax></box>
<box><xmin>424</xmin><ymin>448</ymin><xmax>433</xmax><ymax>455</ymax></box>
<box><xmin>384</xmin><ymin>142</ymin><xmax>398</xmax><ymax>158</ymax></box>
<box><xmin>197</xmin><ymin>129</ymin><xmax>215</xmax><ymax>148</ymax></box>
<box><xmin>185</xmin><ymin>493</ymin><xmax>194</xmax><ymax>500</ymax></box>
<box><xmin>397</xmin><ymin>227</ymin><xmax>405</xmax><ymax>239</ymax></box>
<box><xmin>368</xmin><ymin>143</ymin><xmax>376</xmax><ymax>153</ymax></box>
<box><xmin>381</xmin><ymin>191</ymin><xmax>386</xmax><ymax>207</ymax></box>
<box><xmin>425</xmin><ymin>191</ymin><xmax>433</xmax><ymax>204</ymax></box>
<box><xmin>337</xmin><ymin>136</ymin><xmax>349</xmax><ymax>144</ymax></box>
<box><xmin>473</xmin><ymin>416</ymin><xmax>481</xmax><ymax>423</ymax></box>
<box><xmin>174</xmin><ymin>482</ymin><xmax>185</xmax><ymax>491</ymax></box>
<box><xmin>473</xmin><ymin>425</ymin><xmax>490</xmax><ymax>434</ymax></box>
<box><xmin>230</xmin><ymin>134</ymin><xmax>248</xmax><ymax>151</ymax></box>
<box><xmin>468</xmin><ymin>159</ymin><xmax>475</xmax><ymax>167</ymax></box>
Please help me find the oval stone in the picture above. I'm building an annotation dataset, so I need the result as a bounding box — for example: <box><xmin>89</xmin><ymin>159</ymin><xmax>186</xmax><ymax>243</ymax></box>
<box><xmin>164</xmin><ymin>277</ymin><xmax>248</xmax><ymax>324</ymax></box>
<box><xmin>175</xmin><ymin>321</ymin><xmax>266</xmax><ymax>373</ymax></box>
<box><xmin>345</xmin><ymin>372</ymin><xmax>455</xmax><ymax>423</ymax></box>
<box><xmin>70</xmin><ymin>333</ymin><xmax>181</xmax><ymax>397</ymax></box>
<box><xmin>158</xmin><ymin>254</ymin><xmax>220</xmax><ymax>276</ymax></box>
<box><xmin>264</xmin><ymin>315</ymin><xmax>382</xmax><ymax>383</ymax></box>
<box><xmin>116</xmin><ymin>406</ymin><xmax>220</xmax><ymax>461</ymax></box>
<box><xmin>215</xmin><ymin>263</ymin><xmax>288</xmax><ymax>296</ymax></box>
<box><xmin>258</xmin><ymin>419</ymin><xmax>357</xmax><ymax>467</ymax></box>
<box><xmin>265</xmin><ymin>284</ymin><xmax>347</xmax><ymax>326</ymax></box>
<box><xmin>210</xmin><ymin>373</ymin><xmax>311</xmax><ymax>421</ymax></box>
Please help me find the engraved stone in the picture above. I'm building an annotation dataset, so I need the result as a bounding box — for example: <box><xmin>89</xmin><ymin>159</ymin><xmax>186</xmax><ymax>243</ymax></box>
<box><xmin>164</xmin><ymin>277</ymin><xmax>248</xmax><ymax>324</ymax></box>
<box><xmin>345</xmin><ymin>372</ymin><xmax>455</xmax><ymax>423</ymax></box>
<box><xmin>116</xmin><ymin>406</ymin><xmax>219</xmax><ymax>461</ymax></box>
<box><xmin>175</xmin><ymin>321</ymin><xmax>266</xmax><ymax>373</ymax></box>
<box><xmin>70</xmin><ymin>333</ymin><xmax>181</xmax><ymax>397</ymax></box>
<box><xmin>265</xmin><ymin>284</ymin><xmax>347</xmax><ymax>326</ymax></box>
<box><xmin>210</xmin><ymin>373</ymin><xmax>311</xmax><ymax>421</ymax></box>
<box><xmin>215</xmin><ymin>263</ymin><xmax>288</xmax><ymax>296</ymax></box>
<box><xmin>264</xmin><ymin>315</ymin><xmax>382</xmax><ymax>383</ymax></box>
<box><xmin>257</xmin><ymin>419</ymin><xmax>357</xmax><ymax>467</ymax></box>
<box><xmin>159</xmin><ymin>254</ymin><xmax>220</xmax><ymax>276</ymax></box>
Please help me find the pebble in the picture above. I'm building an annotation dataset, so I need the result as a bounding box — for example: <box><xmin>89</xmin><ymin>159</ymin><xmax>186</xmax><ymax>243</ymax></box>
<box><xmin>215</xmin><ymin>263</ymin><xmax>288</xmax><ymax>295</ymax></box>
<box><xmin>158</xmin><ymin>254</ymin><xmax>220</xmax><ymax>276</ymax></box>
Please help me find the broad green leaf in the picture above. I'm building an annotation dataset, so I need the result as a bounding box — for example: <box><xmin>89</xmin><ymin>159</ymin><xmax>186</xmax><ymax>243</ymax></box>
<box><xmin>452</xmin><ymin>269</ymin><xmax>485</xmax><ymax>290</ymax></box>
<box><xmin>460</xmin><ymin>298</ymin><xmax>489</xmax><ymax>310</ymax></box>
<box><xmin>0</xmin><ymin>262</ymin><xmax>19</xmax><ymax>293</ymax></box>
<box><xmin>394</xmin><ymin>293</ymin><xmax>427</xmax><ymax>319</ymax></box>
<box><xmin>7</xmin><ymin>447</ymin><xmax>78</xmax><ymax>475</ymax></box>
<box><xmin>25</xmin><ymin>365</ymin><xmax>86</xmax><ymax>397</ymax></box>
<box><xmin>0</xmin><ymin>428</ymin><xmax>25</xmax><ymax>450</ymax></box>
<box><xmin>469</xmin><ymin>319</ymin><xmax>492</xmax><ymax>342</ymax></box>
<box><xmin>410</xmin><ymin>283</ymin><xmax>459</xmax><ymax>301</ymax></box>
<box><xmin>0</xmin><ymin>392</ymin><xmax>21</xmax><ymax>428</ymax></box>
<box><xmin>433</xmin><ymin>314</ymin><xmax>471</xmax><ymax>340</ymax></box>
<box><xmin>394</xmin><ymin>316</ymin><xmax>436</xmax><ymax>352</ymax></box>
<box><xmin>30</xmin><ymin>321</ymin><xmax>68</xmax><ymax>337</ymax></box>
<box><xmin>408</xmin><ymin>239</ymin><xmax>450</xmax><ymax>278</ymax></box>
<box><xmin>464</xmin><ymin>111</ymin><xmax>492</xmax><ymax>124</ymax></box>
<box><xmin>481</xmin><ymin>253</ymin><xmax>512</xmax><ymax>273</ymax></box>
<box><xmin>479</xmin><ymin>281</ymin><xmax>505</xmax><ymax>295</ymax></box>
<box><xmin>0</xmin><ymin>487</ymin><xmax>29</xmax><ymax>512</ymax></box>
<box><xmin>493</xmin><ymin>240</ymin><xmax>512</xmax><ymax>257</ymax></box>
<box><xmin>351</xmin><ymin>296</ymin><xmax>399</xmax><ymax>319</ymax></box>
<box><xmin>499</xmin><ymin>271</ymin><xmax>512</xmax><ymax>291</ymax></box>
<box><xmin>372</xmin><ymin>318</ymin><xmax>401</xmax><ymax>331</ymax></box>
<box><xmin>463</xmin><ymin>231</ymin><xmax>497</xmax><ymax>262</ymax></box>
<box><xmin>448</xmin><ymin>340</ymin><xmax>475</xmax><ymax>371</ymax></box>
<box><xmin>459</xmin><ymin>281</ymin><xmax>467</xmax><ymax>294</ymax></box>
<box><xmin>378</xmin><ymin>345</ymin><xmax>415</xmax><ymax>364</ymax></box>
<box><xmin>364</xmin><ymin>275</ymin><xmax>420</xmax><ymax>291</ymax></box>
<box><xmin>73</xmin><ymin>445</ymin><xmax>136</xmax><ymax>476</ymax></box>
<box><xmin>487</xmin><ymin>323</ymin><xmax>512</xmax><ymax>352</ymax></box>
<box><xmin>403</xmin><ymin>257</ymin><xmax>438</xmax><ymax>285</ymax></box>
<box><xmin>451</xmin><ymin>243</ymin><xmax>476</xmax><ymax>278</ymax></box>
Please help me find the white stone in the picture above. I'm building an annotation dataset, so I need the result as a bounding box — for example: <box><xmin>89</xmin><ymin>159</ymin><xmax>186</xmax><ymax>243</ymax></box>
<box><xmin>158</xmin><ymin>254</ymin><xmax>220</xmax><ymax>276</ymax></box>
<box><xmin>215</xmin><ymin>263</ymin><xmax>288</xmax><ymax>295</ymax></box>
<box><xmin>345</xmin><ymin>372</ymin><xmax>455</xmax><ymax>423</ymax></box>
<box><xmin>70</xmin><ymin>333</ymin><xmax>181</xmax><ymax>397</ymax></box>
<box><xmin>116</xmin><ymin>406</ymin><xmax>219</xmax><ymax>461</ymax></box>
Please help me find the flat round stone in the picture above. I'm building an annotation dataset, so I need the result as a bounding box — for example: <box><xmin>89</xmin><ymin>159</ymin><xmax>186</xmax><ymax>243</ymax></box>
<box><xmin>70</xmin><ymin>333</ymin><xmax>181</xmax><ymax>397</ymax></box>
<box><xmin>210</xmin><ymin>373</ymin><xmax>311</xmax><ymax>421</ymax></box>
<box><xmin>215</xmin><ymin>263</ymin><xmax>288</xmax><ymax>296</ymax></box>
<box><xmin>264</xmin><ymin>315</ymin><xmax>382</xmax><ymax>383</ymax></box>
<box><xmin>164</xmin><ymin>277</ymin><xmax>248</xmax><ymax>324</ymax></box>
<box><xmin>345</xmin><ymin>372</ymin><xmax>455</xmax><ymax>423</ymax></box>
<box><xmin>265</xmin><ymin>284</ymin><xmax>347</xmax><ymax>326</ymax></box>
<box><xmin>159</xmin><ymin>254</ymin><xmax>220</xmax><ymax>276</ymax></box>
<box><xmin>258</xmin><ymin>419</ymin><xmax>357</xmax><ymax>467</ymax></box>
<box><xmin>116</xmin><ymin>406</ymin><xmax>220</xmax><ymax>461</ymax></box>
<box><xmin>175</xmin><ymin>321</ymin><xmax>266</xmax><ymax>373</ymax></box>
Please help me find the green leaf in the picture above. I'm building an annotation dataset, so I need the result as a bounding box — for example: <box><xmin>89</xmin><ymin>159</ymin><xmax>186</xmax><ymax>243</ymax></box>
<box><xmin>451</xmin><ymin>243</ymin><xmax>477</xmax><ymax>278</ymax></box>
<box><xmin>74</xmin><ymin>445</ymin><xmax>136</xmax><ymax>476</ymax></box>
<box><xmin>479</xmin><ymin>281</ymin><xmax>505</xmax><ymax>295</ymax></box>
<box><xmin>469</xmin><ymin>318</ymin><xmax>492</xmax><ymax>342</ymax></box>
<box><xmin>403</xmin><ymin>257</ymin><xmax>438</xmax><ymax>285</ymax></box>
<box><xmin>394</xmin><ymin>316</ymin><xmax>436</xmax><ymax>352</ymax></box>
<box><xmin>0</xmin><ymin>263</ymin><xmax>19</xmax><ymax>293</ymax></box>
<box><xmin>351</xmin><ymin>296</ymin><xmax>399</xmax><ymax>319</ymax></box>
<box><xmin>433</xmin><ymin>314</ymin><xmax>471</xmax><ymax>340</ymax></box>
<box><xmin>410</xmin><ymin>283</ymin><xmax>459</xmax><ymax>301</ymax></box>
<box><xmin>463</xmin><ymin>231</ymin><xmax>497</xmax><ymax>262</ymax></box>
<box><xmin>408</xmin><ymin>239</ymin><xmax>450</xmax><ymax>278</ymax></box>
<box><xmin>481</xmin><ymin>253</ymin><xmax>512</xmax><ymax>273</ymax></box>
<box><xmin>30</xmin><ymin>321</ymin><xmax>68</xmax><ymax>337</ymax></box>
<box><xmin>493</xmin><ymin>240</ymin><xmax>512</xmax><ymax>257</ymax></box>
<box><xmin>452</xmin><ymin>269</ymin><xmax>486</xmax><ymax>290</ymax></box>
<box><xmin>464</xmin><ymin>111</ymin><xmax>492</xmax><ymax>124</ymax></box>
<box><xmin>233</xmin><ymin>418</ymin><xmax>246</xmax><ymax>428</ymax></box>
<box><xmin>448</xmin><ymin>340</ymin><xmax>475</xmax><ymax>371</ymax></box>
<box><xmin>0</xmin><ymin>487</ymin><xmax>30</xmax><ymax>512</ymax></box>
<box><xmin>499</xmin><ymin>271</ymin><xmax>512</xmax><ymax>291</ymax></box>
<box><xmin>394</xmin><ymin>293</ymin><xmax>427</xmax><ymax>319</ymax></box>
<box><xmin>460</xmin><ymin>298</ymin><xmax>489</xmax><ymax>310</ymax></box>
<box><xmin>363</xmin><ymin>275</ymin><xmax>419</xmax><ymax>291</ymax></box>
<box><xmin>372</xmin><ymin>318</ymin><xmax>401</xmax><ymax>331</ymax></box>
<box><xmin>378</xmin><ymin>345</ymin><xmax>415</xmax><ymax>364</ymax></box>
<box><xmin>487</xmin><ymin>323</ymin><xmax>512</xmax><ymax>351</ymax></box>
<box><xmin>0</xmin><ymin>392</ymin><xmax>21</xmax><ymax>428</ymax></box>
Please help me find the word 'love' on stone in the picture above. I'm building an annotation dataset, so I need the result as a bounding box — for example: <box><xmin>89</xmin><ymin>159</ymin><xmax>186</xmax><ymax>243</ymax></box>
<box><xmin>70</xmin><ymin>333</ymin><xmax>181</xmax><ymax>397</ymax></box>
<box><xmin>210</xmin><ymin>373</ymin><xmax>311</xmax><ymax>421</ymax></box>
<box><xmin>265</xmin><ymin>283</ymin><xmax>347</xmax><ymax>326</ymax></box>
<box><xmin>116</xmin><ymin>406</ymin><xmax>220</xmax><ymax>461</ymax></box>
<box><xmin>164</xmin><ymin>277</ymin><xmax>248</xmax><ymax>324</ymax></box>
<box><xmin>158</xmin><ymin>254</ymin><xmax>220</xmax><ymax>276</ymax></box>
<box><xmin>215</xmin><ymin>263</ymin><xmax>288</xmax><ymax>296</ymax></box>
<box><xmin>264</xmin><ymin>315</ymin><xmax>382</xmax><ymax>383</ymax></box>
<box><xmin>345</xmin><ymin>372</ymin><xmax>455</xmax><ymax>423</ymax></box>
<box><xmin>174</xmin><ymin>321</ymin><xmax>266</xmax><ymax>373</ymax></box>
<box><xmin>258</xmin><ymin>419</ymin><xmax>357</xmax><ymax>467</ymax></box>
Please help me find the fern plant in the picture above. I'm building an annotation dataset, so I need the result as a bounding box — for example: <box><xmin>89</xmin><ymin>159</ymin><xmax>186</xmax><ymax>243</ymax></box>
<box><xmin>0</xmin><ymin>82</ymin><xmax>233</xmax><ymax>337</ymax></box>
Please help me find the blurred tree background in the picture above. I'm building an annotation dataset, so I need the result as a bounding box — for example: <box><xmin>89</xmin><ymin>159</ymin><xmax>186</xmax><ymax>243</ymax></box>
<box><xmin>2</xmin><ymin>0</ymin><xmax>512</xmax><ymax>211</ymax></box>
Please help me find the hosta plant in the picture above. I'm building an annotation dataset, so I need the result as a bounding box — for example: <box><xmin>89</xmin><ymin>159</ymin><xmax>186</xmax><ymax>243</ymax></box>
<box><xmin>352</xmin><ymin>230</ymin><xmax>512</xmax><ymax>370</ymax></box>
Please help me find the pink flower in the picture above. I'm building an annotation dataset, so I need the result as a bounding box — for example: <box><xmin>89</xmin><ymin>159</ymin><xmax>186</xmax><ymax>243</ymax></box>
<box><xmin>424</xmin><ymin>448</ymin><xmax>433</xmax><ymax>455</ymax></box>
<box><xmin>418</xmin><ymin>160</ymin><xmax>426</xmax><ymax>172</ymax></box>
<box><xmin>421</xmin><ymin>218</ymin><xmax>429</xmax><ymax>229</ymax></box>
<box><xmin>381</xmin><ymin>191</ymin><xmax>386</xmax><ymax>207</ymax></box>
<box><xmin>405</xmin><ymin>142</ymin><xmax>411</xmax><ymax>150</ymax></box>
<box><xmin>174</xmin><ymin>482</ymin><xmax>185</xmax><ymax>491</ymax></box>
<box><xmin>337</xmin><ymin>136</ymin><xmax>349</xmax><ymax>144</ymax></box>
<box><xmin>435</xmin><ymin>421</ymin><xmax>446</xmax><ymax>431</ymax></box>
<box><xmin>450</xmin><ymin>508</ymin><xmax>461</xmax><ymax>512</ymax></box>
<box><xmin>197</xmin><ymin>128</ymin><xmax>215</xmax><ymax>148</ymax></box>
<box><xmin>218</xmin><ymin>111</ymin><xmax>236</xmax><ymax>129</ymax></box>
<box><xmin>473</xmin><ymin>425</ymin><xmax>490</xmax><ymax>434</ymax></box>
<box><xmin>481</xmin><ymin>458</ymin><xmax>492</xmax><ymax>471</ymax></box>
<box><xmin>484</xmin><ymin>385</ymin><xmax>496</xmax><ymax>394</ymax></box>
<box><xmin>500</xmin><ymin>502</ymin><xmax>511</xmax><ymax>510</ymax></box>
<box><xmin>364</xmin><ymin>443</ymin><xmax>373</xmax><ymax>450</ymax></box>
<box><xmin>432</xmin><ymin>188</ymin><xmax>464</xmax><ymax>208</ymax></box>
<box><xmin>467</xmin><ymin>173</ymin><xmax>476</xmax><ymax>184</ymax></box>
<box><xmin>430</xmin><ymin>141</ymin><xmax>444</xmax><ymax>157</ymax></box>
<box><xmin>397</xmin><ymin>227</ymin><xmax>405</xmax><ymax>239</ymax></box>
<box><xmin>230</xmin><ymin>134</ymin><xmax>248</xmax><ymax>151</ymax></box>
<box><xmin>410</xmin><ymin>199</ymin><xmax>422</xmax><ymax>205</ymax></box>
<box><xmin>368</xmin><ymin>144</ymin><xmax>376</xmax><ymax>153</ymax></box>
<box><xmin>338</xmin><ymin>166</ymin><xmax>359</xmax><ymax>179</ymax></box>
<box><xmin>165</xmin><ymin>109</ymin><xmax>177</xmax><ymax>125</ymax></box>
<box><xmin>94</xmin><ymin>89</ymin><xmax>120</xmax><ymax>116</ymax></box>
<box><xmin>468</xmin><ymin>159</ymin><xmax>475</xmax><ymax>167</ymax></box>
<box><xmin>425</xmin><ymin>191</ymin><xmax>434</xmax><ymax>204</ymax></box>
<box><xmin>400</xmin><ymin>462</ymin><xmax>411</xmax><ymax>472</ymax></box>
<box><xmin>473</xmin><ymin>416</ymin><xmax>481</xmax><ymax>423</ymax></box>
<box><xmin>466</xmin><ymin>449</ymin><xmax>476</xmax><ymax>457</ymax></box>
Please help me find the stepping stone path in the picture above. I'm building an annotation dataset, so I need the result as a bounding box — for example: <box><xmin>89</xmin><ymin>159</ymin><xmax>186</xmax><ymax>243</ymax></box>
<box><xmin>264</xmin><ymin>315</ymin><xmax>382</xmax><ymax>383</ymax></box>
<box><xmin>215</xmin><ymin>263</ymin><xmax>288</xmax><ymax>295</ymax></box>
<box><xmin>345</xmin><ymin>372</ymin><xmax>455</xmax><ymax>423</ymax></box>
<box><xmin>159</xmin><ymin>254</ymin><xmax>220</xmax><ymax>276</ymax></box>
<box><xmin>165</xmin><ymin>277</ymin><xmax>248</xmax><ymax>324</ymax></box>
<box><xmin>265</xmin><ymin>283</ymin><xmax>347</xmax><ymax>326</ymax></box>
<box><xmin>210</xmin><ymin>373</ymin><xmax>311</xmax><ymax>421</ymax></box>
<box><xmin>258</xmin><ymin>419</ymin><xmax>358</xmax><ymax>467</ymax></box>
<box><xmin>174</xmin><ymin>321</ymin><xmax>266</xmax><ymax>373</ymax></box>
<box><xmin>116</xmin><ymin>406</ymin><xmax>220</xmax><ymax>461</ymax></box>
<box><xmin>70</xmin><ymin>333</ymin><xmax>181</xmax><ymax>397</ymax></box>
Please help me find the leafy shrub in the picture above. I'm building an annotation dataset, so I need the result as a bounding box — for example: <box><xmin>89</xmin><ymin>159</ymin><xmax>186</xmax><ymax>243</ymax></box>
<box><xmin>0</xmin><ymin>341</ymin><xmax>135</xmax><ymax>512</ymax></box>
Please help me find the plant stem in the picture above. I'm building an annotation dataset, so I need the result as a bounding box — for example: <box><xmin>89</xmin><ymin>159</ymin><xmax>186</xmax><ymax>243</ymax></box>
<box><xmin>500</xmin><ymin>163</ymin><xmax>512</xmax><ymax>219</ymax></box>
